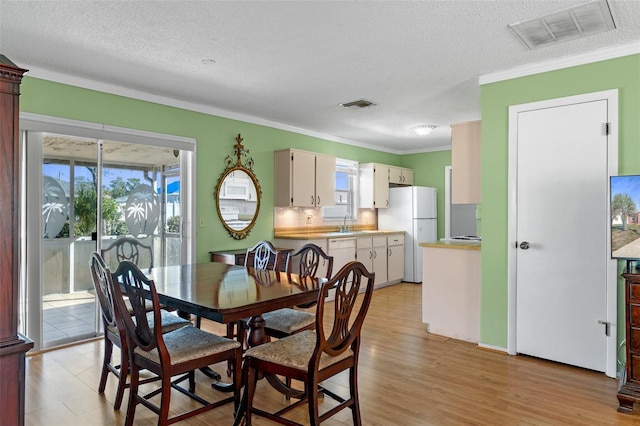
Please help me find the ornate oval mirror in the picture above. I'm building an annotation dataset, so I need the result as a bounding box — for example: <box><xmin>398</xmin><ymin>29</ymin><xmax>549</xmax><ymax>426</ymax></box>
<box><xmin>215</xmin><ymin>134</ymin><xmax>261</xmax><ymax>240</ymax></box>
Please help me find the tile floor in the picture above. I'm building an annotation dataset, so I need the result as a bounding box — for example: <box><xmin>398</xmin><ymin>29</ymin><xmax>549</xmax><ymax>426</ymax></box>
<box><xmin>42</xmin><ymin>291</ymin><xmax>98</xmax><ymax>348</ymax></box>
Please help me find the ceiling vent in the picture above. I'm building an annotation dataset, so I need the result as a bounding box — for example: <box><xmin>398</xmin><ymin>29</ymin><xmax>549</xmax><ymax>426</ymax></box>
<box><xmin>340</xmin><ymin>99</ymin><xmax>377</xmax><ymax>108</ymax></box>
<box><xmin>508</xmin><ymin>0</ymin><xmax>616</xmax><ymax>50</ymax></box>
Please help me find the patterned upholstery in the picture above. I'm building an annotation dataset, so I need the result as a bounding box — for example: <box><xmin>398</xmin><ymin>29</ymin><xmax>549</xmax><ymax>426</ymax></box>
<box><xmin>244</xmin><ymin>330</ymin><xmax>352</xmax><ymax>371</ymax></box>
<box><xmin>134</xmin><ymin>325</ymin><xmax>241</xmax><ymax>365</ymax></box>
<box><xmin>261</xmin><ymin>308</ymin><xmax>315</xmax><ymax>335</ymax></box>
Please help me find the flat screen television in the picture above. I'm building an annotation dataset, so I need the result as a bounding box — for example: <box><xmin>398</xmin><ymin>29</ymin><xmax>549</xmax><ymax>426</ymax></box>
<box><xmin>611</xmin><ymin>174</ymin><xmax>640</xmax><ymax>260</ymax></box>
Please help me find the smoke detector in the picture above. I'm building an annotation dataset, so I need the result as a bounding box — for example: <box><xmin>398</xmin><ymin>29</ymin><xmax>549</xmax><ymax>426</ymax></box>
<box><xmin>340</xmin><ymin>99</ymin><xmax>377</xmax><ymax>108</ymax></box>
<box><xmin>508</xmin><ymin>0</ymin><xmax>616</xmax><ymax>50</ymax></box>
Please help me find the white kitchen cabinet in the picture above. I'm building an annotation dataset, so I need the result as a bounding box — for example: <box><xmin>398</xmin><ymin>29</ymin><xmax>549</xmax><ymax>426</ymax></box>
<box><xmin>386</xmin><ymin>234</ymin><xmax>404</xmax><ymax>283</ymax></box>
<box><xmin>328</xmin><ymin>238</ymin><xmax>356</xmax><ymax>274</ymax></box>
<box><xmin>355</xmin><ymin>236</ymin><xmax>387</xmax><ymax>288</ymax></box>
<box><xmin>451</xmin><ymin>120</ymin><xmax>481</xmax><ymax>204</ymax></box>
<box><xmin>359</xmin><ymin>163</ymin><xmax>389</xmax><ymax>209</ymax></box>
<box><xmin>388</xmin><ymin>166</ymin><xmax>414</xmax><ymax>186</ymax></box>
<box><xmin>274</xmin><ymin>149</ymin><xmax>336</xmax><ymax>208</ymax></box>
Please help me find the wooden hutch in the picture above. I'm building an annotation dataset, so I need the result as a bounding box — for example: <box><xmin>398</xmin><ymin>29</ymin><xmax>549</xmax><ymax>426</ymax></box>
<box><xmin>0</xmin><ymin>55</ymin><xmax>33</xmax><ymax>425</ymax></box>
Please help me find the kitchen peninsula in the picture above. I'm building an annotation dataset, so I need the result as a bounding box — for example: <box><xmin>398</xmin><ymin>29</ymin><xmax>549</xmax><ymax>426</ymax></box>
<box><xmin>420</xmin><ymin>240</ymin><xmax>481</xmax><ymax>343</ymax></box>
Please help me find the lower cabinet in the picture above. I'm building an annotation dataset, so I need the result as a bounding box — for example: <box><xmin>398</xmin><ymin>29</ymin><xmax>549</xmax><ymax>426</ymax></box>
<box><xmin>356</xmin><ymin>236</ymin><xmax>387</xmax><ymax>288</ymax></box>
<box><xmin>275</xmin><ymin>232</ymin><xmax>404</xmax><ymax>289</ymax></box>
<box><xmin>387</xmin><ymin>234</ymin><xmax>405</xmax><ymax>283</ymax></box>
<box><xmin>327</xmin><ymin>238</ymin><xmax>356</xmax><ymax>276</ymax></box>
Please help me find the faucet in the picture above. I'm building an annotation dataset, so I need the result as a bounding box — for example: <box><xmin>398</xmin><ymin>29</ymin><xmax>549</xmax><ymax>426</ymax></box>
<box><xmin>342</xmin><ymin>213</ymin><xmax>350</xmax><ymax>232</ymax></box>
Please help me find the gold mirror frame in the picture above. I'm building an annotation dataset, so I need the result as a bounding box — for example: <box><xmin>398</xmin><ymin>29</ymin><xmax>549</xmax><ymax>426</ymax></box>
<box><xmin>215</xmin><ymin>134</ymin><xmax>262</xmax><ymax>240</ymax></box>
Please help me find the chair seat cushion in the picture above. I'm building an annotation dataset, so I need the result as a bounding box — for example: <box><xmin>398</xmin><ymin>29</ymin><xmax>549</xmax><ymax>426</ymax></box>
<box><xmin>244</xmin><ymin>330</ymin><xmax>353</xmax><ymax>371</ymax></box>
<box><xmin>262</xmin><ymin>308</ymin><xmax>315</xmax><ymax>335</ymax></box>
<box><xmin>134</xmin><ymin>325</ymin><xmax>241</xmax><ymax>365</ymax></box>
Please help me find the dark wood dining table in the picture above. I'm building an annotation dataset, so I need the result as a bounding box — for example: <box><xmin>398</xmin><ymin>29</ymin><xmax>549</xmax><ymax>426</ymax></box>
<box><xmin>147</xmin><ymin>261</ymin><xmax>320</xmax><ymax>348</ymax></box>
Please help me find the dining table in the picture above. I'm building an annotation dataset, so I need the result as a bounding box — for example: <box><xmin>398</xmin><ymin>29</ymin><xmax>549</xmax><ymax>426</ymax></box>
<box><xmin>146</xmin><ymin>261</ymin><xmax>320</xmax><ymax>389</ymax></box>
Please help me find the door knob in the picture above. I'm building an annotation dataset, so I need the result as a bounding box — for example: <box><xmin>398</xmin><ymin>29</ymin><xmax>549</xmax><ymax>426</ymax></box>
<box><xmin>519</xmin><ymin>241</ymin><xmax>530</xmax><ymax>250</ymax></box>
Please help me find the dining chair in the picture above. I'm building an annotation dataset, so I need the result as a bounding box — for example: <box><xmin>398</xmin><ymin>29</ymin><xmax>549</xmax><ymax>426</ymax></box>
<box><xmin>110</xmin><ymin>260</ymin><xmax>242</xmax><ymax>426</ymax></box>
<box><xmin>262</xmin><ymin>243</ymin><xmax>334</xmax><ymax>339</ymax></box>
<box><xmin>89</xmin><ymin>252</ymin><xmax>190</xmax><ymax>410</ymax></box>
<box><xmin>227</xmin><ymin>240</ymin><xmax>289</xmax><ymax>346</ymax></box>
<box><xmin>234</xmin><ymin>261</ymin><xmax>375</xmax><ymax>426</ymax></box>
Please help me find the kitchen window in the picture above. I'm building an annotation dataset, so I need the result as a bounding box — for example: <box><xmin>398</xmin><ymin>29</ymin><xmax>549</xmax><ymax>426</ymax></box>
<box><xmin>322</xmin><ymin>158</ymin><xmax>358</xmax><ymax>221</ymax></box>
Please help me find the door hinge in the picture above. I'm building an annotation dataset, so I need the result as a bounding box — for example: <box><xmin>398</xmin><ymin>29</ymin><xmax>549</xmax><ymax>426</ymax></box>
<box><xmin>602</xmin><ymin>122</ymin><xmax>610</xmax><ymax>135</ymax></box>
<box><xmin>598</xmin><ymin>320</ymin><xmax>610</xmax><ymax>337</ymax></box>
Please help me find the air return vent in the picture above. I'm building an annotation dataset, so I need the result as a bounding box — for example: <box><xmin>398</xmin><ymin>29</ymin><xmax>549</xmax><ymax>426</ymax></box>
<box><xmin>508</xmin><ymin>0</ymin><xmax>616</xmax><ymax>50</ymax></box>
<box><xmin>340</xmin><ymin>99</ymin><xmax>377</xmax><ymax>108</ymax></box>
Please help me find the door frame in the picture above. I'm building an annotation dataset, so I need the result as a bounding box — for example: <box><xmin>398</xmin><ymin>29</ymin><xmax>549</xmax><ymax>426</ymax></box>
<box><xmin>19</xmin><ymin>112</ymin><xmax>197</xmax><ymax>350</ymax></box>
<box><xmin>506</xmin><ymin>89</ymin><xmax>618</xmax><ymax>378</ymax></box>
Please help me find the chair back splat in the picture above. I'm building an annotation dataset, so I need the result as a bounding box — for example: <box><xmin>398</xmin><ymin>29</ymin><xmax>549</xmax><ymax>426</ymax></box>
<box><xmin>244</xmin><ymin>240</ymin><xmax>284</xmax><ymax>271</ymax></box>
<box><xmin>287</xmin><ymin>243</ymin><xmax>333</xmax><ymax>308</ymax></box>
<box><xmin>236</xmin><ymin>261</ymin><xmax>375</xmax><ymax>426</ymax></box>
<box><xmin>101</xmin><ymin>236</ymin><xmax>154</xmax><ymax>272</ymax></box>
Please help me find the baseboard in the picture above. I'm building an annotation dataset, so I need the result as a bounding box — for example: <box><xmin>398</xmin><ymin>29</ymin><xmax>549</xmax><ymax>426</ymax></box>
<box><xmin>477</xmin><ymin>342</ymin><xmax>508</xmax><ymax>353</ymax></box>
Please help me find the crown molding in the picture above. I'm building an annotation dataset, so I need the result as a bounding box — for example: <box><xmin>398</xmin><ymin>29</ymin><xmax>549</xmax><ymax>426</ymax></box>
<box><xmin>21</xmin><ymin>65</ymin><xmax>410</xmax><ymax>154</ymax></box>
<box><xmin>479</xmin><ymin>41</ymin><xmax>640</xmax><ymax>85</ymax></box>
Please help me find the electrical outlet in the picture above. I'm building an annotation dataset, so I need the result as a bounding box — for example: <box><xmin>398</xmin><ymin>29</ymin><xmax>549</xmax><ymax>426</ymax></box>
<box><xmin>199</xmin><ymin>218</ymin><xmax>205</xmax><ymax>228</ymax></box>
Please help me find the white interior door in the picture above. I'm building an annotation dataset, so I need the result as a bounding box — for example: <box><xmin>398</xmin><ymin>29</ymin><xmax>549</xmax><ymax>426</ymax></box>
<box><xmin>511</xmin><ymin>93</ymin><xmax>617</xmax><ymax>374</ymax></box>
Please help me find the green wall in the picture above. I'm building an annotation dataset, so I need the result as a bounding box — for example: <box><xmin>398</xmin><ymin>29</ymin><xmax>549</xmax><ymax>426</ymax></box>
<box><xmin>20</xmin><ymin>77</ymin><xmax>405</xmax><ymax>262</ymax></box>
<box><xmin>479</xmin><ymin>54</ymin><xmax>640</xmax><ymax>348</ymax></box>
<box><xmin>402</xmin><ymin>150</ymin><xmax>452</xmax><ymax>239</ymax></box>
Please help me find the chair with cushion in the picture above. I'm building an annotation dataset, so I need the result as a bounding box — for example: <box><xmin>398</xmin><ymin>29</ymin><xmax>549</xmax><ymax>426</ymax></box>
<box><xmin>110</xmin><ymin>260</ymin><xmax>242</xmax><ymax>425</ymax></box>
<box><xmin>235</xmin><ymin>261</ymin><xmax>375</xmax><ymax>426</ymax></box>
<box><xmin>262</xmin><ymin>243</ymin><xmax>334</xmax><ymax>339</ymax></box>
<box><xmin>89</xmin><ymin>252</ymin><xmax>190</xmax><ymax>410</ymax></box>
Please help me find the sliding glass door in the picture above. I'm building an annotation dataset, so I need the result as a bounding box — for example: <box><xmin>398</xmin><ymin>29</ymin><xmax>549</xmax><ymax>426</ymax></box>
<box><xmin>21</xmin><ymin>124</ymin><xmax>193</xmax><ymax>350</ymax></box>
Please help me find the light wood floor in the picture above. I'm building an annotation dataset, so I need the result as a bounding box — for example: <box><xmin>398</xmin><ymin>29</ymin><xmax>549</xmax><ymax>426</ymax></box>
<box><xmin>25</xmin><ymin>283</ymin><xmax>639</xmax><ymax>425</ymax></box>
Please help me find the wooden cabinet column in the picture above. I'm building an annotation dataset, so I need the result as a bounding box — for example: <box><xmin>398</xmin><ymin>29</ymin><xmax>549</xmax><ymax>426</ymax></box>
<box><xmin>0</xmin><ymin>54</ymin><xmax>33</xmax><ymax>426</ymax></box>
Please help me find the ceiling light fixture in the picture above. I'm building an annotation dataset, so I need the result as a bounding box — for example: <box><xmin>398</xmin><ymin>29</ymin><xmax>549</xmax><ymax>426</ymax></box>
<box><xmin>413</xmin><ymin>125</ymin><xmax>436</xmax><ymax>136</ymax></box>
<box><xmin>201</xmin><ymin>59</ymin><xmax>216</xmax><ymax>65</ymax></box>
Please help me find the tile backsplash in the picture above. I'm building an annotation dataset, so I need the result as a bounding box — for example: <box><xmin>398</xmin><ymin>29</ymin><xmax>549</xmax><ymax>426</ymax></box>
<box><xmin>274</xmin><ymin>207</ymin><xmax>376</xmax><ymax>229</ymax></box>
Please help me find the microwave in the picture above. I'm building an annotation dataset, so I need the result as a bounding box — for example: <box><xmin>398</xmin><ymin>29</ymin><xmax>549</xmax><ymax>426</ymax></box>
<box><xmin>220</xmin><ymin>178</ymin><xmax>250</xmax><ymax>200</ymax></box>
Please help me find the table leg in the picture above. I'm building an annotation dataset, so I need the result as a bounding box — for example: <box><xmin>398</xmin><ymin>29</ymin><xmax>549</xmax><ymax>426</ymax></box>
<box><xmin>246</xmin><ymin>315</ymin><xmax>266</xmax><ymax>347</ymax></box>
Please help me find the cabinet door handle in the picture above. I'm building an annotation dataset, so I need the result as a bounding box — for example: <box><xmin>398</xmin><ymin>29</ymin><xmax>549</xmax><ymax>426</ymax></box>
<box><xmin>369</xmin><ymin>251</ymin><xmax>372</xmax><ymax>259</ymax></box>
<box><xmin>311</xmin><ymin>195</ymin><xmax>315</xmax><ymax>205</ymax></box>
<box><xmin>317</xmin><ymin>196</ymin><xmax>320</xmax><ymax>205</ymax></box>
<box><xmin>388</xmin><ymin>248</ymin><xmax>392</xmax><ymax>257</ymax></box>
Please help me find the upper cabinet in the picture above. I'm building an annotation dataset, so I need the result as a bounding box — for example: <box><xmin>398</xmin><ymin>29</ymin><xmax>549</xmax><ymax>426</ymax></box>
<box><xmin>388</xmin><ymin>166</ymin><xmax>414</xmax><ymax>186</ymax></box>
<box><xmin>359</xmin><ymin>163</ymin><xmax>390</xmax><ymax>209</ymax></box>
<box><xmin>274</xmin><ymin>149</ymin><xmax>336</xmax><ymax>208</ymax></box>
<box><xmin>451</xmin><ymin>120</ymin><xmax>481</xmax><ymax>204</ymax></box>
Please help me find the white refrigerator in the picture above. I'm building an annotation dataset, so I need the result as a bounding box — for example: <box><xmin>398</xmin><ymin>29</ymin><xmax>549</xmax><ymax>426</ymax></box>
<box><xmin>378</xmin><ymin>186</ymin><xmax>437</xmax><ymax>283</ymax></box>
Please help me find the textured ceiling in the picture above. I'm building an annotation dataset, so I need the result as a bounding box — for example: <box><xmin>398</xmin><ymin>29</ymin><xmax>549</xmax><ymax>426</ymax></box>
<box><xmin>2</xmin><ymin>1</ymin><xmax>639</xmax><ymax>154</ymax></box>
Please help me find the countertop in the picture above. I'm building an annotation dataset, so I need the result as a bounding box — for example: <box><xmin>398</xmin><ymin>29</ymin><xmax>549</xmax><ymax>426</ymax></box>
<box><xmin>419</xmin><ymin>241</ymin><xmax>481</xmax><ymax>251</ymax></box>
<box><xmin>274</xmin><ymin>229</ymin><xmax>405</xmax><ymax>240</ymax></box>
